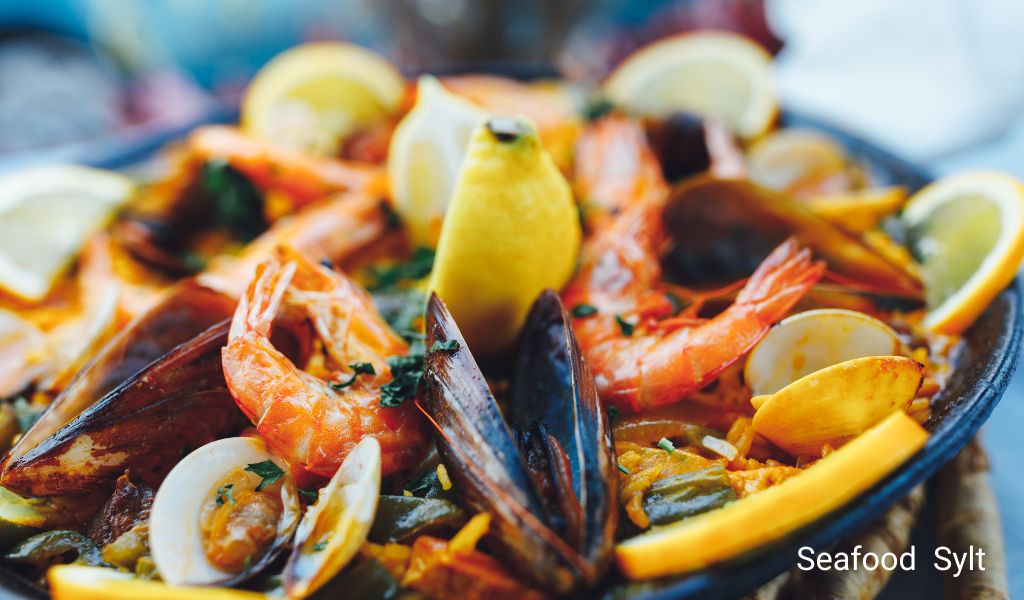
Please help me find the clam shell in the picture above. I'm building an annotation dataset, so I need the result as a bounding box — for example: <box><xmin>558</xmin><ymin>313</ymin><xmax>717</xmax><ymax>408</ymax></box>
<box><xmin>149</xmin><ymin>437</ymin><xmax>299</xmax><ymax>586</ymax></box>
<box><xmin>751</xmin><ymin>355</ymin><xmax>923</xmax><ymax>457</ymax></box>
<box><xmin>744</xmin><ymin>308</ymin><xmax>902</xmax><ymax>395</ymax></box>
<box><xmin>284</xmin><ymin>436</ymin><xmax>381</xmax><ymax>599</ymax></box>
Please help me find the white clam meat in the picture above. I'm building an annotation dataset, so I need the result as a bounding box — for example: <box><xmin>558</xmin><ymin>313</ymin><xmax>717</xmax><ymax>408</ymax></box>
<box><xmin>148</xmin><ymin>436</ymin><xmax>299</xmax><ymax>586</ymax></box>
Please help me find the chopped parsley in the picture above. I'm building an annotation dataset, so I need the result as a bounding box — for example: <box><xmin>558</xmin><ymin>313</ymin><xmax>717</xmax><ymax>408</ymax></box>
<box><xmin>582</xmin><ymin>96</ymin><xmax>616</xmax><ymax>122</ymax></box>
<box><xmin>368</xmin><ymin>247</ymin><xmax>435</xmax><ymax>290</ymax></box>
<box><xmin>216</xmin><ymin>484</ymin><xmax>235</xmax><ymax>506</ymax></box>
<box><xmin>657</xmin><ymin>438</ymin><xmax>676</xmax><ymax>454</ymax></box>
<box><xmin>242</xmin><ymin>555</ymin><xmax>252</xmax><ymax>576</ymax></box>
<box><xmin>245</xmin><ymin>460</ymin><xmax>285</xmax><ymax>492</ymax></box>
<box><xmin>329</xmin><ymin>362</ymin><xmax>377</xmax><ymax>391</ymax></box>
<box><xmin>617</xmin><ymin>463</ymin><xmax>631</xmax><ymax>475</ymax></box>
<box><xmin>571</xmin><ymin>304</ymin><xmax>598</xmax><ymax>318</ymax></box>
<box><xmin>607</xmin><ymin>406</ymin><xmax>620</xmax><ymax>423</ymax></box>
<box><xmin>200</xmin><ymin>159</ymin><xmax>265</xmax><ymax>242</ymax></box>
<box><xmin>299</xmin><ymin>488</ymin><xmax>319</xmax><ymax>503</ymax></box>
<box><xmin>615</xmin><ymin>314</ymin><xmax>636</xmax><ymax>337</ymax></box>
<box><xmin>313</xmin><ymin>539</ymin><xmax>329</xmax><ymax>552</ymax></box>
<box><xmin>429</xmin><ymin>339</ymin><xmax>459</xmax><ymax>353</ymax></box>
<box><xmin>380</xmin><ymin>353</ymin><xmax>425</xmax><ymax>407</ymax></box>
<box><xmin>12</xmin><ymin>397</ymin><xmax>41</xmax><ymax>433</ymax></box>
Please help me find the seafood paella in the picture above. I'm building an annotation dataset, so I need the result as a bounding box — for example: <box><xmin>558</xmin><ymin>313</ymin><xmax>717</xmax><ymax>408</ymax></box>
<box><xmin>0</xmin><ymin>32</ymin><xmax>1022</xmax><ymax>599</ymax></box>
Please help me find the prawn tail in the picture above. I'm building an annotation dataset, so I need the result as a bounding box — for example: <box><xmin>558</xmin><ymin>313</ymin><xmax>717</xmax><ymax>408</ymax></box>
<box><xmin>229</xmin><ymin>257</ymin><xmax>297</xmax><ymax>341</ymax></box>
<box><xmin>736</xmin><ymin>238</ymin><xmax>825</xmax><ymax>323</ymax></box>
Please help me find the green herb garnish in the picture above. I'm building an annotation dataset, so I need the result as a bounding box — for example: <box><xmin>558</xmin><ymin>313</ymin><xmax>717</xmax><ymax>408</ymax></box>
<box><xmin>665</xmin><ymin>293</ymin><xmax>684</xmax><ymax>316</ymax></box>
<box><xmin>369</xmin><ymin>247</ymin><xmax>435</xmax><ymax>290</ymax></box>
<box><xmin>299</xmin><ymin>488</ymin><xmax>319</xmax><ymax>503</ymax></box>
<box><xmin>571</xmin><ymin>304</ymin><xmax>598</xmax><ymax>318</ymax></box>
<box><xmin>607</xmin><ymin>406</ymin><xmax>620</xmax><ymax>423</ymax></box>
<box><xmin>329</xmin><ymin>362</ymin><xmax>377</xmax><ymax>391</ymax></box>
<box><xmin>245</xmin><ymin>460</ymin><xmax>285</xmax><ymax>492</ymax></box>
<box><xmin>200</xmin><ymin>159</ymin><xmax>265</xmax><ymax>242</ymax></box>
<box><xmin>429</xmin><ymin>339</ymin><xmax>459</xmax><ymax>353</ymax></box>
<box><xmin>657</xmin><ymin>438</ymin><xmax>676</xmax><ymax>454</ymax></box>
<box><xmin>617</xmin><ymin>463</ymin><xmax>631</xmax><ymax>475</ymax></box>
<box><xmin>216</xmin><ymin>484</ymin><xmax>235</xmax><ymax>506</ymax></box>
<box><xmin>313</xmin><ymin>539</ymin><xmax>329</xmax><ymax>552</ymax></box>
<box><xmin>242</xmin><ymin>554</ymin><xmax>252</xmax><ymax>576</ymax></box>
<box><xmin>615</xmin><ymin>314</ymin><xmax>635</xmax><ymax>337</ymax></box>
<box><xmin>380</xmin><ymin>353</ymin><xmax>425</xmax><ymax>407</ymax></box>
<box><xmin>12</xmin><ymin>397</ymin><xmax>41</xmax><ymax>433</ymax></box>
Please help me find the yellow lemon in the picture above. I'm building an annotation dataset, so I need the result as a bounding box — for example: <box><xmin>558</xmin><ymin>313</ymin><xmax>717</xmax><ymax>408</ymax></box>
<box><xmin>902</xmin><ymin>171</ymin><xmax>1024</xmax><ymax>333</ymax></box>
<box><xmin>388</xmin><ymin>76</ymin><xmax>487</xmax><ymax>247</ymax></box>
<box><xmin>428</xmin><ymin>116</ymin><xmax>580</xmax><ymax>355</ymax></box>
<box><xmin>616</xmin><ymin>411</ymin><xmax>927</xmax><ymax>579</ymax></box>
<box><xmin>0</xmin><ymin>165</ymin><xmax>132</xmax><ymax>302</ymax></box>
<box><xmin>49</xmin><ymin>565</ymin><xmax>266</xmax><ymax>600</ymax></box>
<box><xmin>604</xmin><ymin>31</ymin><xmax>777</xmax><ymax>139</ymax></box>
<box><xmin>241</xmin><ymin>42</ymin><xmax>405</xmax><ymax>155</ymax></box>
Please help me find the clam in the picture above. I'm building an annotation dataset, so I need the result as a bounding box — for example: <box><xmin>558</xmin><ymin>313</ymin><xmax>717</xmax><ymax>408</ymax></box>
<box><xmin>148</xmin><ymin>436</ymin><xmax>300</xmax><ymax>586</ymax></box>
<box><xmin>751</xmin><ymin>355</ymin><xmax>923</xmax><ymax>457</ymax></box>
<box><xmin>420</xmin><ymin>290</ymin><xmax>617</xmax><ymax>594</ymax></box>
<box><xmin>284</xmin><ymin>436</ymin><xmax>381</xmax><ymax>599</ymax></box>
<box><xmin>662</xmin><ymin>175</ymin><xmax>922</xmax><ymax>298</ymax></box>
<box><xmin>744</xmin><ymin>308</ymin><xmax>903</xmax><ymax>395</ymax></box>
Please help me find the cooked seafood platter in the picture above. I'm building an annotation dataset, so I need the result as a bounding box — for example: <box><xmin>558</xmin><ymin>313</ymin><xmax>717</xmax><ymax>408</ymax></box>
<box><xmin>0</xmin><ymin>32</ymin><xmax>1022</xmax><ymax>599</ymax></box>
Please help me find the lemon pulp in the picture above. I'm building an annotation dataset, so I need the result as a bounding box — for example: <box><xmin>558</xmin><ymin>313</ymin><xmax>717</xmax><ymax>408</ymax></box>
<box><xmin>911</xmin><ymin>194</ymin><xmax>1000</xmax><ymax>309</ymax></box>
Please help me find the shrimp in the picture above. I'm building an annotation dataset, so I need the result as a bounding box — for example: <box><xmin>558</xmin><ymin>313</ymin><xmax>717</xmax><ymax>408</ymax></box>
<box><xmin>187</xmin><ymin>125</ymin><xmax>388</xmax><ymax>207</ymax></box>
<box><xmin>222</xmin><ymin>247</ymin><xmax>427</xmax><ymax>477</ymax></box>
<box><xmin>573</xmin><ymin>114</ymin><xmax>668</xmax><ymax>231</ymax></box>
<box><xmin>562</xmin><ymin>195</ymin><xmax>825</xmax><ymax>413</ymax></box>
<box><xmin>199</xmin><ymin>191</ymin><xmax>396</xmax><ymax>298</ymax></box>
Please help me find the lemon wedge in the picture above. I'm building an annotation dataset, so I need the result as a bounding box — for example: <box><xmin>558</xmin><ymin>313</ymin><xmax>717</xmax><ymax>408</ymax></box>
<box><xmin>241</xmin><ymin>42</ymin><xmax>405</xmax><ymax>155</ymax></box>
<box><xmin>49</xmin><ymin>565</ymin><xmax>266</xmax><ymax>600</ymax></box>
<box><xmin>902</xmin><ymin>171</ymin><xmax>1024</xmax><ymax>334</ymax></box>
<box><xmin>616</xmin><ymin>411</ymin><xmax>927</xmax><ymax>579</ymax></box>
<box><xmin>388</xmin><ymin>76</ymin><xmax>487</xmax><ymax>247</ymax></box>
<box><xmin>428</xmin><ymin>116</ymin><xmax>580</xmax><ymax>355</ymax></box>
<box><xmin>604</xmin><ymin>31</ymin><xmax>777</xmax><ymax>139</ymax></box>
<box><xmin>0</xmin><ymin>166</ymin><xmax>132</xmax><ymax>302</ymax></box>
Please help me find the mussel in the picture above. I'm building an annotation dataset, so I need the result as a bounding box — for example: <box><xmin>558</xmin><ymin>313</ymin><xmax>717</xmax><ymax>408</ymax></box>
<box><xmin>0</xmin><ymin>283</ymin><xmax>247</xmax><ymax>496</ymax></box>
<box><xmin>6</xmin><ymin>282</ymin><xmax>236</xmax><ymax>467</ymax></box>
<box><xmin>420</xmin><ymin>290</ymin><xmax>617</xmax><ymax>594</ymax></box>
<box><xmin>662</xmin><ymin>175</ymin><xmax>923</xmax><ymax>299</ymax></box>
<box><xmin>0</xmin><ymin>318</ymin><xmax>246</xmax><ymax>497</ymax></box>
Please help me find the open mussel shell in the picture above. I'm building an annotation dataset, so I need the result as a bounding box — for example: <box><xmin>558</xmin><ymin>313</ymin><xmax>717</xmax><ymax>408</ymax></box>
<box><xmin>5</xmin><ymin>282</ymin><xmax>236</xmax><ymax>472</ymax></box>
<box><xmin>508</xmin><ymin>289</ymin><xmax>618</xmax><ymax>575</ymax></box>
<box><xmin>420</xmin><ymin>292</ymin><xmax>614</xmax><ymax>593</ymax></box>
<box><xmin>149</xmin><ymin>436</ymin><xmax>300</xmax><ymax>586</ymax></box>
<box><xmin>1</xmin><ymin>318</ymin><xmax>248</xmax><ymax>497</ymax></box>
<box><xmin>662</xmin><ymin>175</ymin><xmax>923</xmax><ymax>299</ymax></box>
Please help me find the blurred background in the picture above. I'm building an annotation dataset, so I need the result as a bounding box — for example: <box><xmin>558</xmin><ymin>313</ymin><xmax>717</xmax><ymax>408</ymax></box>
<box><xmin>1</xmin><ymin>0</ymin><xmax>1022</xmax><ymax>595</ymax></box>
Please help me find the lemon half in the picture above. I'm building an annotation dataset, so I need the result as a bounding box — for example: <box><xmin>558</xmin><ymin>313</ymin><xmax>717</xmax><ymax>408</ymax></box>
<box><xmin>0</xmin><ymin>166</ymin><xmax>132</xmax><ymax>302</ymax></box>
<box><xmin>49</xmin><ymin>565</ymin><xmax>265</xmax><ymax>600</ymax></box>
<box><xmin>428</xmin><ymin>116</ymin><xmax>580</xmax><ymax>355</ymax></box>
<box><xmin>902</xmin><ymin>171</ymin><xmax>1024</xmax><ymax>333</ymax></box>
<box><xmin>604</xmin><ymin>31</ymin><xmax>777</xmax><ymax>139</ymax></box>
<box><xmin>387</xmin><ymin>76</ymin><xmax>487</xmax><ymax>247</ymax></box>
<box><xmin>241</xmin><ymin>42</ymin><xmax>405</xmax><ymax>155</ymax></box>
